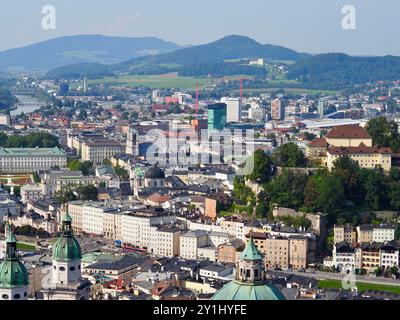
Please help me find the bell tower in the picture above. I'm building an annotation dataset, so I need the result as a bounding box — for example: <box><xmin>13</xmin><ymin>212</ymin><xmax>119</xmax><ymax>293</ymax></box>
<box><xmin>0</xmin><ymin>222</ymin><xmax>29</xmax><ymax>300</ymax></box>
<box><xmin>237</xmin><ymin>236</ymin><xmax>265</xmax><ymax>283</ymax></box>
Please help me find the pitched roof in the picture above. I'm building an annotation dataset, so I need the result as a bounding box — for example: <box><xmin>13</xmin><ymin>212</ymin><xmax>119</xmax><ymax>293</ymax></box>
<box><xmin>239</xmin><ymin>237</ymin><xmax>263</xmax><ymax>261</ymax></box>
<box><xmin>326</xmin><ymin>125</ymin><xmax>371</xmax><ymax>139</ymax></box>
<box><xmin>328</xmin><ymin>143</ymin><xmax>392</xmax><ymax>155</ymax></box>
<box><xmin>309</xmin><ymin>137</ymin><xmax>328</xmax><ymax>148</ymax></box>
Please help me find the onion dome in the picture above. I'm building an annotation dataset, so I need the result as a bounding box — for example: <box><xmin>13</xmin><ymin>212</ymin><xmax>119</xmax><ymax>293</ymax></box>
<box><xmin>52</xmin><ymin>213</ymin><xmax>81</xmax><ymax>262</ymax></box>
<box><xmin>0</xmin><ymin>223</ymin><xmax>29</xmax><ymax>288</ymax></box>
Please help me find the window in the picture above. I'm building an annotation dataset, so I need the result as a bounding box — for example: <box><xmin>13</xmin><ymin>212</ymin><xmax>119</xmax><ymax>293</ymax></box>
<box><xmin>24</xmin><ymin>292</ymin><xmax>27</xmax><ymax>297</ymax></box>
<box><xmin>13</xmin><ymin>294</ymin><xmax>20</xmax><ymax>299</ymax></box>
<box><xmin>69</xmin><ymin>266</ymin><xmax>76</xmax><ymax>272</ymax></box>
<box><xmin>59</xmin><ymin>267</ymin><xmax>66</xmax><ymax>271</ymax></box>
<box><xmin>2</xmin><ymin>294</ymin><xmax>9</xmax><ymax>299</ymax></box>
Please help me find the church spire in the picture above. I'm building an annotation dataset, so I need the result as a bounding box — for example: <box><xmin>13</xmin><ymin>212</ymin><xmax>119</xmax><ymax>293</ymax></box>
<box><xmin>5</xmin><ymin>219</ymin><xmax>17</xmax><ymax>261</ymax></box>
<box><xmin>237</xmin><ymin>235</ymin><xmax>265</xmax><ymax>283</ymax></box>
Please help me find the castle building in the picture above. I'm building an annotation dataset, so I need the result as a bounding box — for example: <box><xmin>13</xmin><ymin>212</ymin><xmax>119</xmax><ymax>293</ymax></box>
<box><xmin>41</xmin><ymin>213</ymin><xmax>91</xmax><ymax>300</ymax></box>
<box><xmin>307</xmin><ymin>125</ymin><xmax>392</xmax><ymax>171</ymax></box>
<box><xmin>0</xmin><ymin>223</ymin><xmax>30</xmax><ymax>300</ymax></box>
<box><xmin>212</xmin><ymin>237</ymin><xmax>285</xmax><ymax>300</ymax></box>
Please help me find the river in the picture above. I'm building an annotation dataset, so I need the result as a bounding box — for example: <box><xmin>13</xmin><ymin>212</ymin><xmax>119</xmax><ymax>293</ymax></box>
<box><xmin>10</xmin><ymin>95</ymin><xmax>42</xmax><ymax>116</ymax></box>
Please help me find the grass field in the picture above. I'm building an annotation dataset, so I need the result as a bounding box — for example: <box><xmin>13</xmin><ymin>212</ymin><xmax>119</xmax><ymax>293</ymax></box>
<box><xmin>17</xmin><ymin>242</ymin><xmax>36</xmax><ymax>252</ymax></box>
<box><xmin>232</xmin><ymin>87</ymin><xmax>339</xmax><ymax>95</ymax></box>
<box><xmin>86</xmin><ymin>73</ymin><xmax>212</xmax><ymax>90</ymax></box>
<box><xmin>318</xmin><ymin>279</ymin><xmax>400</xmax><ymax>295</ymax></box>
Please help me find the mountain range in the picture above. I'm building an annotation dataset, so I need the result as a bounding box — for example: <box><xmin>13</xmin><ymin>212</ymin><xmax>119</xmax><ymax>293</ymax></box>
<box><xmin>2</xmin><ymin>34</ymin><xmax>400</xmax><ymax>90</ymax></box>
<box><xmin>45</xmin><ymin>35</ymin><xmax>310</xmax><ymax>79</ymax></box>
<box><xmin>0</xmin><ymin>35</ymin><xmax>182</xmax><ymax>72</ymax></box>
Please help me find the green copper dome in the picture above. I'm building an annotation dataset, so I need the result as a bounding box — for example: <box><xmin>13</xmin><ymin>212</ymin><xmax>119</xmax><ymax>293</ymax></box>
<box><xmin>212</xmin><ymin>281</ymin><xmax>285</xmax><ymax>300</ymax></box>
<box><xmin>52</xmin><ymin>213</ymin><xmax>82</xmax><ymax>262</ymax></box>
<box><xmin>0</xmin><ymin>260</ymin><xmax>29</xmax><ymax>288</ymax></box>
<box><xmin>52</xmin><ymin>237</ymin><xmax>82</xmax><ymax>262</ymax></box>
<box><xmin>0</xmin><ymin>223</ymin><xmax>29</xmax><ymax>288</ymax></box>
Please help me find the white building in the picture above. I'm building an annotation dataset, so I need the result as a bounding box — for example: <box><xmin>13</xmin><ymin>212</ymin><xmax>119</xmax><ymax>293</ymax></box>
<box><xmin>0</xmin><ymin>147</ymin><xmax>67</xmax><ymax>173</ymax></box>
<box><xmin>180</xmin><ymin>230</ymin><xmax>209</xmax><ymax>260</ymax></box>
<box><xmin>332</xmin><ymin>242</ymin><xmax>359</xmax><ymax>271</ymax></box>
<box><xmin>149</xmin><ymin>225</ymin><xmax>181</xmax><ymax>258</ymax></box>
<box><xmin>0</xmin><ymin>113</ymin><xmax>11</xmax><ymax>126</ymax></box>
<box><xmin>221</xmin><ymin>97</ymin><xmax>242</xmax><ymax>123</ymax></box>
<box><xmin>21</xmin><ymin>184</ymin><xmax>43</xmax><ymax>204</ymax></box>
<box><xmin>380</xmin><ymin>241</ymin><xmax>399</xmax><ymax>269</ymax></box>
<box><xmin>372</xmin><ymin>225</ymin><xmax>396</xmax><ymax>243</ymax></box>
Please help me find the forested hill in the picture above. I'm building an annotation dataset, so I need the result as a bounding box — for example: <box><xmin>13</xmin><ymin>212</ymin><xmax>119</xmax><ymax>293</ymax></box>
<box><xmin>287</xmin><ymin>53</ymin><xmax>400</xmax><ymax>89</ymax></box>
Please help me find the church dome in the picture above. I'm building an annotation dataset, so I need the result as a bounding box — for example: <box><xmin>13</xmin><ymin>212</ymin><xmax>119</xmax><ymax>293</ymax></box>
<box><xmin>53</xmin><ymin>213</ymin><xmax>82</xmax><ymax>262</ymax></box>
<box><xmin>212</xmin><ymin>280</ymin><xmax>285</xmax><ymax>300</ymax></box>
<box><xmin>0</xmin><ymin>223</ymin><xmax>29</xmax><ymax>288</ymax></box>
<box><xmin>53</xmin><ymin>237</ymin><xmax>82</xmax><ymax>262</ymax></box>
<box><xmin>0</xmin><ymin>260</ymin><xmax>29</xmax><ymax>288</ymax></box>
<box><xmin>145</xmin><ymin>165</ymin><xmax>165</xmax><ymax>179</ymax></box>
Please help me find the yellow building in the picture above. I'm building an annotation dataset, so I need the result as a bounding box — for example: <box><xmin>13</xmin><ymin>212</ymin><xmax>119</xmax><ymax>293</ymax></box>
<box><xmin>307</xmin><ymin>125</ymin><xmax>392</xmax><ymax>172</ymax></box>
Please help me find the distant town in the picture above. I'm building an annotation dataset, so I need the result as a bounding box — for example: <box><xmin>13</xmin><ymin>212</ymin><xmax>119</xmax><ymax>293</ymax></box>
<box><xmin>1</xmin><ymin>33</ymin><xmax>400</xmax><ymax>302</ymax></box>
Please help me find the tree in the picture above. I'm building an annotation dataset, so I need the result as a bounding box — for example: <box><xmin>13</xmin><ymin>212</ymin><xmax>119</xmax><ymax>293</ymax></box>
<box><xmin>0</xmin><ymin>132</ymin><xmax>7</xmax><ymax>147</ymax></box>
<box><xmin>272</xmin><ymin>142</ymin><xmax>306</xmax><ymax>167</ymax></box>
<box><xmin>389</xmin><ymin>181</ymin><xmax>400</xmax><ymax>210</ymax></box>
<box><xmin>303</xmin><ymin>176</ymin><xmax>320</xmax><ymax>212</ymax></box>
<box><xmin>316</xmin><ymin>174</ymin><xmax>345</xmax><ymax>214</ymax></box>
<box><xmin>55</xmin><ymin>186</ymin><xmax>77</xmax><ymax>204</ymax></box>
<box><xmin>246</xmin><ymin>150</ymin><xmax>273</xmax><ymax>183</ymax></box>
<box><xmin>0</xmin><ymin>87</ymin><xmax>18</xmax><ymax>110</ymax></box>
<box><xmin>358</xmin><ymin>168</ymin><xmax>388</xmax><ymax>211</ymax></box>
<box><xmin>114</xmin><ymin>166</ymin><xmax>129</xmax><ymax>180</ymax></box>
<box><xmin>67</xmin><ymin>159</ymin><xmax>94</xmax><ymax>176</ymax></box>
<box><xmin>266</xmin><ymin>170</ymin><xmax>308</xmax><ymax>210</ymax></box>
<box><xmin>366</xmin><ymin>117</ymin><xmax>400</xmax><ymax>152</ymax></box>
<box><xmin>332</xmin><ymin>156</ymin><xmax>361</xmax><ymax>204</ymax></box>
<box><xmin>76</xmin><ymin>185</ymin><xmax>98</xmax><ymax>201</ymax></box>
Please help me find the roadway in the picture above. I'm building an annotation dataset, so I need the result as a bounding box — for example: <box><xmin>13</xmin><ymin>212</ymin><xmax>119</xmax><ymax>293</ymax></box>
<box><xmin>270</xmin><ymin>269</ymin><xmax>400</xmax><ymax>287</ymax></box>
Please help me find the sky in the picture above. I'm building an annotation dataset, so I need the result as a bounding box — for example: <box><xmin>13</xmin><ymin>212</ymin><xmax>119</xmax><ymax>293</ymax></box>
<box><xmin>0</xmin><ymin>0</ymin><xmax>397</xmax><ymax>56</ymax></box>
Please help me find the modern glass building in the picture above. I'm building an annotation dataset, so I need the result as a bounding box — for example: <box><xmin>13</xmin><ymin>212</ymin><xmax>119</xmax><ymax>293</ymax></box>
<box><xmin>207</xmin><ymin>103</ymin><xmax>227</xmax><ymax>131</ymax></box>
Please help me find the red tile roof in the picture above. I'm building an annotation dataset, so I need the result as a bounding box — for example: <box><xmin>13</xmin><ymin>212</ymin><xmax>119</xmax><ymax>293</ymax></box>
<box><xmin>147</xmin><ymin>193</ymin><xmax>171</xmax><ymax>203</ymax></box>
<box><xmin>326</xmin><ymin>125</ymin><xmax>371</xmax><ymax>139</ymax></box>
<box><xmin>328</xmin><ymin>143</ymin><xmax>392</xmax><ymax>155</ymax></box>
<box><xmin>309</xmin><ymin>137</ymin><xmax>328</xmax><ymax>148</ymax></box>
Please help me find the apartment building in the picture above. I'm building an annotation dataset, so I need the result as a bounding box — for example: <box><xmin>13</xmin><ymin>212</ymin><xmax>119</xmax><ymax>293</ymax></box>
<box><xmin>21</xmin><ymin>184</ymin><xmax>43</xmax><ymax>204</ymax></box>
<box><xmin>209</xmin><ymin>232</ymin><xmax>234</xmax><ymax>247</ymax></box>
<box><xmin>217</xmin><ymin>239</ymin><xmax>245</xmax><ymax>264</ymax></box>
<box><xmin>0</xmin><ymin>147</ymin><xmax>67</xmax><ymax>173</ymax></box>
<box><xmin>289</xmin><ymin>236</ymin><xmax>309</xmax><ymax>270</ymax></box>
<box><xmin>67</xmin><ymin>201</ymin><xmax>177</xmax><ymax>249</ymax></box>
<box><xmin>380</xmin><ymin>241</ymin><xmax>399</xmax><ymax>269</ymax></box>
<box><xmin>332</xmin><ymin>242</ymin><xmax>360</xmax><ymax>271</ymax></box>
<box><xmin>357</xmin><ymin>225</ymin><xmax>374</xmax><ymax>243</ymax></box>
<box><xmin>334</xmin><ymin>225</ymin><xmax>357</xmax><ymax>244</ymax></box>
<box><xmin>372</xmin><ymin>225</ymin><xmax>396</xmax><ymax>243</ymax></box>
<box><xmin>245</xmin><ymin>232</ymin><xmax>309</xmax><ymax>270</ymax></box>
<box><xmin>360</xmin><ymin>242</ymin><xmax>381</xmax><ymax>273</ymax></box>
<box><xmin>81</xmin><ymin>139</ymin><xmax>125</xmax><ymax>164</ymax></box>
<box><xmin>180</xmin><ymin>230</ymin><xmax>209</xmax><ymax>260</ymax></box>
<box><xmin>149</xmin><ymin>225</ymin><xmax>181</xmax><ymax>258</ymax></box>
